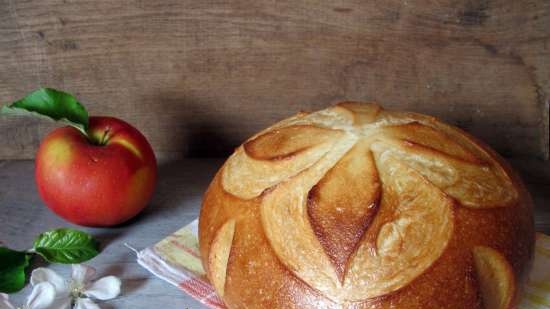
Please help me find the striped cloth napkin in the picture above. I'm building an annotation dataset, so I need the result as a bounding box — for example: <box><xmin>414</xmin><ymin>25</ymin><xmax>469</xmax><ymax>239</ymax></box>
<box><xmin>137</xmin><ymin>219</ymin><xmax>550</xmax><ymax>309</ymax></box>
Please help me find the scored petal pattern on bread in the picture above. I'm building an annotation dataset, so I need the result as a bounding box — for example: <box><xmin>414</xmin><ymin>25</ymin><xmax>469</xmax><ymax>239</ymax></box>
<box><xmin>260</xmin><ymin>133</ymin><xmax>358</xmax><ymax>300</ymax></box>
<box><xmin>307</xmin><ymin>140</ymin><xmax>380</xmax><ymax>282</ymax></box>
<box><xmin>370</xmin><ymin>138</ymin><xmax>517</xmax><ymax>208</ymax></box>
<box><xmin>201</xmin><ymin>103</ymin><xmax>530</xmax><ymax>308</ymax></box>
<box><xmin>343</xmin><ymin>154</ymin><xmax>454</xmax><ymax>300</ymax></box>
<box><xmin>222</xmin><ymin>125</ymin><xmax>345</xmax><ymax>200</ymax></box>
<box><xmin>208</xmin><ymin>219</ymin><xmax>237</xmax><ymax>297</ymax></box>
<box><xmin>473</xmin><ymin>246</ymin><xmax>516</xmax><ymax>309</ymax></box>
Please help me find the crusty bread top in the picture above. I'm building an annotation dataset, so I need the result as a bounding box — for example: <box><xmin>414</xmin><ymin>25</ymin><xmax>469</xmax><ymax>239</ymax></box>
<box><xmin>199</xmin><ymin>102</ymin><xmax>534</xmax><ymax>309</ymax></box>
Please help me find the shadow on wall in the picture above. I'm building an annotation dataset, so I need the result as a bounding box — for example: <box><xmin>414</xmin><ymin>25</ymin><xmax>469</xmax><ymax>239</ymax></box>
<box><xmin>152</xmin><ymin>93</ymin><xmax>244</xmax><ymax>160</ymax></box>
<box><xmin>147</xmin><ymin>159</ymin><xmax>223</xmax><ymax>219</ymax></box>
<box><xmin>185</xmin><ymin>122</ymin><xmax>235</xmax><ymax>158</ymax></box>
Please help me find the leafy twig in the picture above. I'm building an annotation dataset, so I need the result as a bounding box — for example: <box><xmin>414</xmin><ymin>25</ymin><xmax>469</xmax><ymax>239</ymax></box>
<box><xmin>0</xmin><ymin>228</ymin><xmax>99</xmax><ymax>293</ymax></box>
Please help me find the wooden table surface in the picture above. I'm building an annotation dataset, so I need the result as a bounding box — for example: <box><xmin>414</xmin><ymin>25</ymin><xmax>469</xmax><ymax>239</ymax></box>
<box><xmin>1</xmin><ymin>158</ymin><xmax>549</xmax><ymax>308</ymax></box>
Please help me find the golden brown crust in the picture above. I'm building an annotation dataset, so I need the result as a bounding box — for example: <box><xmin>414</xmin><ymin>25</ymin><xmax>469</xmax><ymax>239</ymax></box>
<box><xmin>244</xmin><ymin>125</ymin><xmax>343</xmax><ymax>161</ymax></box>
<box><xmin>307</xmin><ymin>140</ymin><xmax>380</xmax><ymax>282</ymax></box>
<box><xmin>199</xmin><ymin>102</ymin><xmax>535</xmax><ymax>309</ymax></box>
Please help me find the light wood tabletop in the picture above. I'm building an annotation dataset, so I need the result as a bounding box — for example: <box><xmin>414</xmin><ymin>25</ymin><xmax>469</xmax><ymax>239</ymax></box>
<box><xmin>1</xmin><ymin>158</ymin><xmax>549</xmax><ymax>308</ymax></box>
<box><xmin>1</xmin><ymin>159</ymin><xmax>223</xmax><ymax>309</ymax></box>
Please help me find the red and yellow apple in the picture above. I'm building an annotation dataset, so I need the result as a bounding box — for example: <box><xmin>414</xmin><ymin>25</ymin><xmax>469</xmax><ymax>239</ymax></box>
<box><xmin>35</xmin><ymin>116</ymin><xmax>157</xmax><ymax>227</ymax></box>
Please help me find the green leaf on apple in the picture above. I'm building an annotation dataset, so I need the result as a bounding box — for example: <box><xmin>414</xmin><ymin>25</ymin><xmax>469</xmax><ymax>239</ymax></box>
<box><xmin>1</xmin><ymin>88</ymin><xmax>89</xmax><ymax>137</ymax></box>
<box><xmin>0</xmin><ymin>247</ymin><xmax>31</xmax><ymax>293</ymax></box>
<box><xmin>33</xmin><ymin>228</ymin><xmax>99</xmax><ymax>264</ymax></box>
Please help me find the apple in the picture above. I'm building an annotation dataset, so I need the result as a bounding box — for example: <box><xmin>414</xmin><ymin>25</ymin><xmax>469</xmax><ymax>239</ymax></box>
<box><xmin>35</xmin><ymin>116</ymin><xmax>157</xmax><ymax>226</ymax></box>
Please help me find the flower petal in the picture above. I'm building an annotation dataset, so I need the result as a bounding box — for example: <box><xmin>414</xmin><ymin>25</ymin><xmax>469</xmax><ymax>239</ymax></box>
<box><xmin>72</xmin><ymin>264</ymin><xmax>96</xmax><ymax>285</ymax></box>
<box><xmin>26</xmin><ymin>282</ymin><xmax>55</xmax><ymax>309</ymax></box>
<box><xmin>74</xmin><ymin>298</ymin><xmax>100</xmax><ymax>309</ymax></box>
<box><xmin>49</xmin><ymin>297</ymin><xmax>72</xmax><ymax>309</ymax></box>
<box><xmin>0</xmin><ymin>293</ymin><xmax>15</xmax><ymax>309</ymax></box>
<box><xmin>30</xmin><ymin>268</ymin><xmax>69</xmax><ymax>295</ymax></box>
<box><xmin>84</xmin><ymin>276</ymin><xmax>121</xmax><ymax>300</ymax></box>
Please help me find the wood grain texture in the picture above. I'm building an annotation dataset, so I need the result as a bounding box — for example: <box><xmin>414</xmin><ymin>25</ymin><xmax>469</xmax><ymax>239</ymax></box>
<box><xmin>0</xmin><ymin>159</ymin><xmax>548</xmax><ymax>308</ymax></box>
<box><xmin>0</xmin><ymin>0</ymin><xmax>549</xmax><ymax>159</ymax></box>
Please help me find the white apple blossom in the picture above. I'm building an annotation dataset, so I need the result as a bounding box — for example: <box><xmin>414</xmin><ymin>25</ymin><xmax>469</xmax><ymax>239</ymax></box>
<box><xmin>30</xmin><ymin>265</ymin><xmax>120</xmax><ymax>309</ymax></box>
<box><xmin>0</xmin><ymin>282</ymin><xmax>56</xmax><ymax>309</ymax></box>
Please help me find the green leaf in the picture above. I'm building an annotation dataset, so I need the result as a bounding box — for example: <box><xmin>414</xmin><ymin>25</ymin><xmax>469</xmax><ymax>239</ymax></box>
<box><xmin>0</xmin><ymin>247</ymin><xmax>31</xmax><ymax>293</ymax></box>
<box><xmin>1</xmin><ymin>88</ymin><xmax>89</xmax><ymax>137</ymax></box>
<box><xmin>33</xmin><ymin>228</ymin><xmax>99</xmax><ymax>264</ymax></box>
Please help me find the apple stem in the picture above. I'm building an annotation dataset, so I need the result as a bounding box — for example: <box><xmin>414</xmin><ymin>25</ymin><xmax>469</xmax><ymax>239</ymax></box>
<box><xmin>100</xmin><ymin>128</ymin><xmax>111</xmax><ymax>145</ymax></box>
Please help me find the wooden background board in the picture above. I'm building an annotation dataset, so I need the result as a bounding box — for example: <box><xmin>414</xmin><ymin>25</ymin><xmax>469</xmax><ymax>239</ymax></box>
<box><xmin>0</xmin><ymin>0</ymin><xmax>548</xmax><ymax>160</ymax></box>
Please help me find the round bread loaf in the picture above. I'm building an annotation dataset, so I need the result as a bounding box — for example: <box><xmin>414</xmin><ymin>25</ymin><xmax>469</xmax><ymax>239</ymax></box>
<box><xmin>199</xmin><ymin>102</ymin><xmax>534</xmax><ymax>309</ymax></box>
